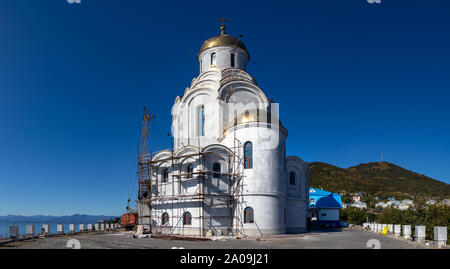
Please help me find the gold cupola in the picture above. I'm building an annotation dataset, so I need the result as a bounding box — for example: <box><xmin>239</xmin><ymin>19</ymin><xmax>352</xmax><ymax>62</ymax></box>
<box><xmin>198</xmin><ymin>19</ymin><xmax>249</xmax><ymax>59</ymax></box>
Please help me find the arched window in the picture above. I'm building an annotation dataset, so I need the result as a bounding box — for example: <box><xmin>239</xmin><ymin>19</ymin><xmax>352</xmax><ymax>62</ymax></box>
<box><xmin>244</xmin><ymin>207</ymin><xmax>254</xmax><ymax>223</ymax></box>
<box><xmin>163</xmin><ymin>168</ymin><xmax>169</xmax><ymax>182</ymax></box>
<box><xmin>161</xmin><ymin>212</ymin><xmax>169</xmax><ymax>225</ymax></box>
<box><xmin>198</xmin><ymin>105</ymin><xmax>205</xmax><ymax>136</ymax></box>
<box><xmin>242</xmin><ymin>110</ymin><xmax>250</xmax><ymax>124</ymax></box>
<box><xmin>211</xmin><ymin>53</ymin><xmax>216</xmax><ymax>66</ymax></box>
<box><xmin>183</xmin><ymin>212</ymin><xmax>192</xmax><ymax>225</ymax></box>
<box><xmin>289</xmin><ymin>172</ymin><xmax>296</xmax><ymax>185</ymax></box>
<box><xmin>244</xmin><ymin>141</ymin><xmax>253</xmax><ymax>169</ymax></box>
<box><xmin>187</xmin><ymin>164</ymin><xmax>194</xmax><ymax>178</ymax></box>
<box><xmin>212</xmin><ymin>163</ymin><xmax>221</xmax><ymax>179</ymax></box>
<box><xmin>231</xmin><ymin>53</ymin><xmax>235</xmax><ymax>67</ymax></box>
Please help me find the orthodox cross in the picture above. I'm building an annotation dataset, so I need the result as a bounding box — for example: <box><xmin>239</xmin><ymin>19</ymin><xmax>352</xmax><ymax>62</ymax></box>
<box><xmin>217</xmin><ymin>17</ymin><xmax>227</xmax><ymax>34</ymax></box>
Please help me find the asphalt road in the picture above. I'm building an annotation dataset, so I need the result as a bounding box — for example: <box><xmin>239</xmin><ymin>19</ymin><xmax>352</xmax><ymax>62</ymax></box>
<box><xmin>0</xmin><ymin>228</ymin><xmax>431</xmax><ymax>249</ymax></box>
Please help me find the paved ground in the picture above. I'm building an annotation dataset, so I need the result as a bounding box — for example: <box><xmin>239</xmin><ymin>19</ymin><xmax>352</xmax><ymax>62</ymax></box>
<box><xmin>0</xmin><ymin>228</ymin><xmax>432</xmax><ymax>249</ymax></box>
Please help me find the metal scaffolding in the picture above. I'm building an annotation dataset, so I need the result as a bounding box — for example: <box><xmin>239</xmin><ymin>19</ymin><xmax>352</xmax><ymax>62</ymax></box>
<box><xmin>136</xmin><ymin>110</ymin><xmax>247</xmax><ymax>237</ymax></box>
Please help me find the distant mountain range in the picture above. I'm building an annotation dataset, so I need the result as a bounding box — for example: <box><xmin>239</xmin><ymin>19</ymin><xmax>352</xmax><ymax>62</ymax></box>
<box><xmin>310</xmin><ymin>161</ymin><xmax>450</xmax><ymax>200</ymax></box>
<box><xmin>0</xmin><ymin>214</ymin><xmax>119</xmax><ymax>223</ymax></box>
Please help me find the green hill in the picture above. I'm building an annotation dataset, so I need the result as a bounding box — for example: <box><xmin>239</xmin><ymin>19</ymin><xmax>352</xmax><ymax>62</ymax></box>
<box><xmin>310</xmin><ymin>161</ymin><xmax>450</xmax><ymax>200</ymax></box>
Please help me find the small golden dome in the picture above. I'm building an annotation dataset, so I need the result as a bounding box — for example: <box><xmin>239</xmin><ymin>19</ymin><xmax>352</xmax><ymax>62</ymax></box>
<box><xmin>199</xmin><ymin>34</ymin><xmax>248</xmax><ymax>55</ymax></box>
<box><xmin>198</xmin><ymin>21</ymin><xmax>249</xmax><ymax>58</ymax></box>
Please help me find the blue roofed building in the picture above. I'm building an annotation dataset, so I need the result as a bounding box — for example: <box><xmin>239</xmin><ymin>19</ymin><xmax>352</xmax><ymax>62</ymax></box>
<box><xmin>308</xmin><ymin>188</ymin><xmax>343</xmax><ymax>227</ymax></box>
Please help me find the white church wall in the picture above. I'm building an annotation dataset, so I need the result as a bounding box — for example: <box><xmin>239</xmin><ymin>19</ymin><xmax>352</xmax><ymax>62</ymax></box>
<box><xmin>286</xmin><ymin>199</ymin><xmax>307</xmax><ymax>233</ymax></box>
<box><xmin>219</xmin><ymin>81</ymin><xmax>270</xmax><ymax>129</ymax></box>
<box><xmin>173</xmin><ymin>66</ymin><xmax>270</xmax><ymax>150</ymax></box>
<box><xmin>173</xmin><ymin>87</ymin><xmax>222</xmax><ymax>148</ymax></box>
<box><xmin>179</xmin><ymin>156</ymin><xmax>199</xmax><ymax>195</ymax></box>
<box><xmin>188</xmin><ymin>92</ymin><xmax>220</xmax><ymax>147</ymax></box>
<box><xmin>199</xmin><ymin>47</ymin><xmax>248</xmax><ymax>73</ymax></box>
<box><xmin>287</xmin><ymin>166</ymin><xmax>301</xmax><ymax>194</ymax></box>
<box><xmin>222</xmin><ymin>125</ymin><xmax>288</xmax><ymax>235</ymax></box>
<box><xmin>156</xmin><ymin>161</ymin><xmax>174</xmax><ymax>197</ymax></box>
<box><xmin>286</xmin><ymin>156</ymin><xmax>309</xmax><ymax>200</ymax></box>
<box><xmin>285</xmin><ymin>156</ymin><xmax>310</xmax><ymax>233</ymax></box>
<box><xmin>241</xmin><ymin>194</ymin><xmax>286</xmax><ymax>236</ymax></box>
<box><xmin>151</xmin><ymin>198</ymin><xmax>234</xmax><ymax>236</ymax></box>
<box><xmin>151</xmin><ymin>200</ymin><xmax>203</xmax><ymax>236</ymax></box>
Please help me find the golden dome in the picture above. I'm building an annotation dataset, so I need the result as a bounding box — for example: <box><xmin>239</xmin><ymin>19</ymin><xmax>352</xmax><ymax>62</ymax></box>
<box><xmin>198</xmin><ymin>23</ymin><xmax>249</xmax><ymax>58</ymax></box>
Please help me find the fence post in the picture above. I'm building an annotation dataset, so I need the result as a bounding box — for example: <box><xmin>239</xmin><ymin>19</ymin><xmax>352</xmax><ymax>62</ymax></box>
<box><xmin>9</xmin><ymin>225</ymin><xmax>19</xmax><ymax>240</ymax></box>
<box><xmin>26</xmin><ymin>224</ymin><xmax>35</xmax><ymax>237</ymax></box>
<box><xmin>402</xmin><ymin>225</ymin><xmax>411</xmax><ymax>240</ymax></box>
<box><xmin>414</xmin><ymin>226</ymin><xmax>425</xmax><ymax>243</ymax></box>
<box><xmin>57</xmin><ymin>224</ymin><xmax>64</xmax><ymax>235</ymax></box>
<box><xmin>433</xmin><ymin>227</ymin><xmax>447</xmax><ymax>248</ymax></box>
<box><xmin>42</xmin><ymin>224</ymin><xmax>50</xmax><ymax>236</ymax></box>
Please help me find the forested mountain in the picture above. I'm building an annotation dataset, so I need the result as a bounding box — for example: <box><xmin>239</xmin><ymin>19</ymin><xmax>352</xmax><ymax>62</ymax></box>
<box><xmin>310</xmin><ymin>161</ymin><xmax>450</xmax><ymax>200</ymax></box>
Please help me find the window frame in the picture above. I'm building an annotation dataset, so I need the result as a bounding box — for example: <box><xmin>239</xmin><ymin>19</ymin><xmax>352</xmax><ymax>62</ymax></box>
<box><xmin>198</xmin><ymin>105</ymin><xmax>205</xmax><ymax>137</ymax></box>
<box><xmin>244</xmin><ymin>141</ymin><xmax>253</xmax><ymax>169</ymax></box>
<box><xmin>162</xmin><ymin>168</ymin><xmax>169</xmax><ymax>182</ymax></box>
<box><xmin>289</xmin><ymin>171</ymin><xmax>296</xmax><ymax>185</ymax></box>
<box><xmin>187</xmin><ymin>164</ymin><xmax>194</xmax><ymax>179</ymax></box>
<box><xmin>211</xmin><ymin>52</ymin><xmax>216</xmax><ymax>66</ymax></box>
<box><xmin>183</xmin><ymin>212</ymin><xmax>192</xmax><ymax>225</ymax></box>
<box><xmin>212</xmin><ymin>163</ymin><xmax>221</xmax><ymax>179</ymax></box>
<box><xmin>161</xmin><ymin>212</ymin><xmax>169</xmax><ymax>225</ymax></box>
<box><xmin>244</xmin><ymin>207</ymin><xmax>254</xmax><ymax>224</ymax></box>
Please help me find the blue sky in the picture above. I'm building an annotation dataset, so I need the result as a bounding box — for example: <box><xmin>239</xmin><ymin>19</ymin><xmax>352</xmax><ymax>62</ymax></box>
<box><xmin>0</xmin><ymin>0</ymin><xmax>449</xmax><ymax>216</ymax></box>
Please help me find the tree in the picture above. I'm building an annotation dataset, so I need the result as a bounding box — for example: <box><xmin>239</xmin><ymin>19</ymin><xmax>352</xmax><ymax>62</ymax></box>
<box><xmin>375</xmin><ymin>203</ymin><xmax>450</xmax><ymax>241</ymax></box>
<box><xmin>340</xmin><ymin>207</ymin><xmax>367</xmax><ymax>224</ymax></box>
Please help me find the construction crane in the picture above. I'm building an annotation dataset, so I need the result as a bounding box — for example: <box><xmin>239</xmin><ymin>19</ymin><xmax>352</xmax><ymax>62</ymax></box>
<box><xmin>121</xmin><ymin>107</ymin><xmax>154</xmax><ymax>229</ymax></box>
<box><xmin>138</xmin><ymin>107</ymin><xmax>155</xmax><ymax>200</ymax></box>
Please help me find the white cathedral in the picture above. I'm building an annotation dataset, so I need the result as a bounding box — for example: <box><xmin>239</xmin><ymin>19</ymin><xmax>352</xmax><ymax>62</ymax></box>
<box><xmin>137</xmin><ymin>23</ymin><xmax>310</xmax><ymax>236</ymax></box>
